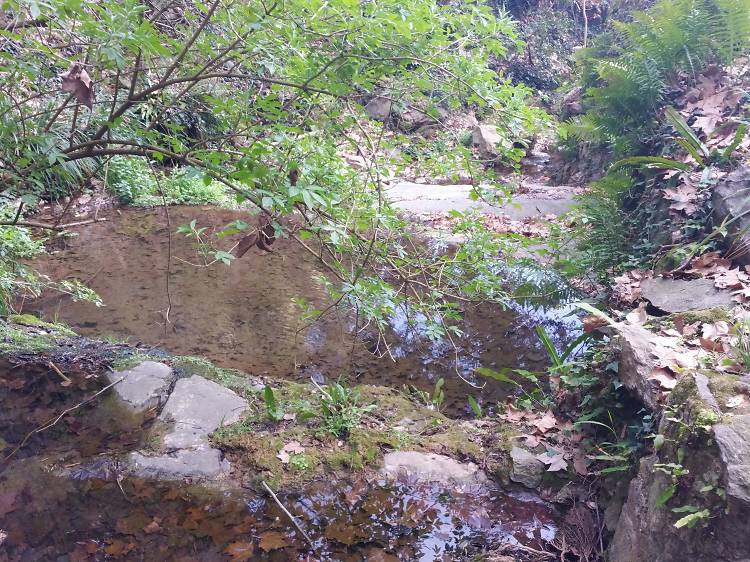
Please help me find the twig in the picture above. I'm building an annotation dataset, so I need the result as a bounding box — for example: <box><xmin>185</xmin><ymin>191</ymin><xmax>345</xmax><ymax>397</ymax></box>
<box><xmin>261</xmin><ymin>481</ymin><xmax>317</xmax><ymax>552</ymax></box>
<box><xmin>2</xmin><ymin>376</ymin><xmax>125</xmax><ymax>463</ymax></box>
<box><xmin>47</xmin><ymin>361</ymin><xmax>72</xmax><ymax>386</ymax></box>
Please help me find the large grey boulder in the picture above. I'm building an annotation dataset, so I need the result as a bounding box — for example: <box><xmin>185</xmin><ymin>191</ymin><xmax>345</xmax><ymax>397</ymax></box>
<box><xmin>381</xmin><ymin>451</ymin><xmax>487</xmax><ymax>488</ymax></box>
<box><xmin>386</xmin><ymin>181</ymin><xmax>575</xmax><ymax>218</ymax></box>
<box><xmin>713</xmin><ymin>166</ymin><xmax>750</xmax><ymax>265</ymax></box>
<box><xmin>364</xmin><ymin>96</ymin><xmax>393</xmax><ymax>121</ymax></box>
<box><xmin>609</xmin><ymin>373</ymin><xmax>750</xmax><ymax>562</ymax></box>
<box><xmin>641</xmin><ymin>277</ymin><xmax>734</xmax><ymax>313</ymax></box>
<box><xmin>107</xmin><ymin>361</ymin><xmax>175</xmax><ymax>412</ymax></box>
<box><xmin>509</xmin><ymin>446</ymin><xmax>544</xmax><ymax>488</ymax></box>
<box><xmin>472</xmin><ymin>124</ymin><xmax>506</xmax><ymax>160</ymax></box>
<box><xmin>128</xmin><ymin>375</ymin><xmax>248</xmax><ymax>480</ymax></box>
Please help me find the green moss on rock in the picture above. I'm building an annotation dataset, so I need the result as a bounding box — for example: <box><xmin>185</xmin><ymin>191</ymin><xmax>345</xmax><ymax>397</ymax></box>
<box><xmin>0</xmin><ymin>317</ymin><xmax>76</xmax><ymax>354</ymax></box>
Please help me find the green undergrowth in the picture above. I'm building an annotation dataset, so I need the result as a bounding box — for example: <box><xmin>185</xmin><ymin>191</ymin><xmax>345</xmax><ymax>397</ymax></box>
<box><xmin>105</xmin><ymin>156</ymin><xmax>235</xmax><ymax>208</ymax></box>
<box><xmin>0</xmin><ymin>315</ymin><xmax>76</xmax><ymax>354</ymax></box>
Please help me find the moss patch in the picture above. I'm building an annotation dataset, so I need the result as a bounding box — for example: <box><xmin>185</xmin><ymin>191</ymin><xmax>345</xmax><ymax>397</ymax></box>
<box><xmin>0</xmin><ymin>317</ymin><xmax>76</xmax><ymax>354</ymax></box>
<box><xmin>170</xmin><ymin>355</ymin><xmax>262</xmax><ymax>399</ymax></box>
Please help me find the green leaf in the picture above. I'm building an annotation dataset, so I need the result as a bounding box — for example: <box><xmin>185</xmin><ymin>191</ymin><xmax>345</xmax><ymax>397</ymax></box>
<box><xmin>467</xmin><ymin>395</ymin><xmax>482</xmax><ymax>418</ymax></box>
<box><xmin>610</xmin><ymin>156</ymin><xmax>691</xmax><ymax>172</ymax></box>
<box><xmin>475</xmin><ymin>367</ymin><xmax>520</xmax><ymax>386</ymax></box>
<box><xmin>656</xmin><ymin>484</ymin><xmax>676</xmax><ymax>507</ymax></box>
<box><xmin>664</xmin><ymin>106</ymin><xmax>709</xmax><ymax>160</ymax></box>
<box><xmin>673</xmin><ymin>509</ymin><xmax>709</xmax><ymax>529</ymax></box>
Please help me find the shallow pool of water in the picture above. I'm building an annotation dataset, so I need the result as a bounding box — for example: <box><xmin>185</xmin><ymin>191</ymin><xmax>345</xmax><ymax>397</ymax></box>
<box><xmin>27</xmin><ymin>206</ymin><xmax>580</xmax><ymax>415</ymax></box>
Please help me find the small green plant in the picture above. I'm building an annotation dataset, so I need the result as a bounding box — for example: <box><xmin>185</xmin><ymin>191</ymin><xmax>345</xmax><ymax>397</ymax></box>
<box><xmin>288</xmin><ymin>453</ymin><xmax>311</xmax><ymax>472</ymax></box>
<box><xmin>405</xmin><ymin>377</ymin><xmax>445</xmax><ymax>411</ymax></box>
<box><xmin>729</xmin><ymin>319</ymin><xmax>750</xmax><ymax>372</ymax></box>
<box><xmin>263</xmin><ymin>385</ymin><xmax>286</xmax><ymax>422</ymax></box>
<box><xmin>467</xmin><ymin>395</ymin><xmax>483</xmax><ymax>418</ymax></box>
<box><xmin>314</xmin><ymin>379</ymin><xmax>375</xmax><ymax>438</ymax></box>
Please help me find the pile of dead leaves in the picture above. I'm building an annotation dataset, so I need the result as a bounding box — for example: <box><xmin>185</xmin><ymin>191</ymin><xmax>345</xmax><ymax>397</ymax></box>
<box><xmin>501</xmin><ymin>406</ymin><xmax>590</xmax><ymax>476</ymax></box>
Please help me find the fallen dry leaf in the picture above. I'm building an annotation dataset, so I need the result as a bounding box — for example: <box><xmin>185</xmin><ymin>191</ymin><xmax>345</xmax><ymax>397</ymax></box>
<box><xmin>277</xmin><ymin>441</ymin><xmax>305</xmax><ymax>464</ymax></box>
<box><xmin>726</xmin><ymin>395</ymin><xmax>745</xmax><ymax>409</ymax></box>
<box><xmin>649</xmin><ymin>368</ymin><xmax>678</xmax><ymax>390</ymax></box>
<box><xmin>532</xmin><ymin>410</ymin><xmax>558</xmax><ymax>434</ymax></box>
<box><xmin>536</xmin><ymin>450</ymin><xmax>568</xmax><ymax>472</ymax></box>
<box><xmin>225</xmin><ymin>542</ymin><xmax>256</xmax><ymax>561</ymax></box>
<box><xmin>259</xmin><ymin>530</ymin><xmax>289</xmax><ymax>551</ymax></box>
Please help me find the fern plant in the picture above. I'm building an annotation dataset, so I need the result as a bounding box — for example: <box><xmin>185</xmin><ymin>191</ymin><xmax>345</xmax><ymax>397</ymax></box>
<box><xmin>568</xmin><ymin>0</ymin><xmax>750</xmax><ymax>150</ymax></box>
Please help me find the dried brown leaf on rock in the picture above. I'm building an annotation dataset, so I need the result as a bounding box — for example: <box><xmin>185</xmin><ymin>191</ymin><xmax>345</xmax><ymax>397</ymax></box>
<box><xmin>536</xmin><ymin>449</ymin><xmax>568</xmax><ymax>472</ymax></box>
<box><xmin>532</xmin><ymin>410</ymin><xmax>558</xmax><ymax>434</ymax></box>
<box><xmin>225</xmin><ymin>542</ymin><xmax>256</xmax><ymax>561</ymax></box>
<box><xmin>714</xmin><ymin>268</ymin><xmax>750</xmax><ymax>290</ymax></box>
<box><xmin>649</xmin><ymin>368</ymin><xmax>678</xmax><ymax>390</ymax></box>
<box><xmin>625</xmin><ymin>302</ymin><xmax>648</xmax><ymax>325</ymax></box>
<box><xmin>686</xmin><ymin>251</ymin><xmax>732</xmax><ymax>277</ymax></box>
<box><xmin>277</xmin><ymin>440</ymin><xmax>305</xmax><ymax>464</ymax></box>
<box><xmin>583</xmin><ymin>314</ymin><xmax>609</xmax><ymax>333</ymax></box>
<box><xmin>663</xmin><ymin>183</ymin><xmax>699</xmax><ymax>215</ymax></box>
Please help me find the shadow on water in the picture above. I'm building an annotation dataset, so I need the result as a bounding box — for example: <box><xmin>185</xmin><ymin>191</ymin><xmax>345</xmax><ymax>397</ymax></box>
<box><xmin>27</xmin><ymin>207</ymin><xmax>581</xmax><ymax>417</ymax></box>
<box><xmin>0</xmin><ymin>362</ymin><xmax>560</xmax><ymax>561</ymax></box>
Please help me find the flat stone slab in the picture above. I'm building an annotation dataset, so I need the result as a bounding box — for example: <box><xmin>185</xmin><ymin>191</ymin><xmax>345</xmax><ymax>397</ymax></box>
<box><xmin>641</xmin><ymin>277</ymin><xmax>734</xmax><ymax>313</ymax></box>
<box><xmin>381</xmin><ymin>451</ymin><xmax>487</xmax><ymax>487</ymax></box>
<box><xmin>130</xmin><ymin>445</ymin><xmax>230</xmax><ymax>481</ymax></box>
<box><xmin>387</xmin><ymin>181</ymin><xmax>574</xmax><ymax>219</ymax></box>
<box><xmin>107</xmin><ymin>361</ymin><xmax>175</xmax><ymax>411</ymax></box>
<box><xmin>128</xmin><ymin>375</ymin><xmax>248</xmax><ymax>480</ymax></box>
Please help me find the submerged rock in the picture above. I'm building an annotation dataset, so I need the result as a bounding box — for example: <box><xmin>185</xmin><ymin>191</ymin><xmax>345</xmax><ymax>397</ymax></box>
<box><xmin>509</xmin><ymin>446</ymin><xmax>544</xmax><ymax>488</ymax></box>
<box><xmin>641</xmin><ymin>277</ymin><xmax>734</xmax><ymax>313</ymax></box>
<box><xmin>381</xmin><ymin>451</ymin><xmax>487</xmax><ymax>487</ymax></box>
<box><xmin>713</xmin><ymin>166</ymin><xmax>750</xmax><ymax>265</ymax></box>
<box><xmin>129</xmin><ymin>375</ymin><xmax>248</xmax><ymax>480</ymax></box>
<box><xmin>108</xmin><ymin>361</ymin><xmax>175</xmax><ymax>412</ymax></box>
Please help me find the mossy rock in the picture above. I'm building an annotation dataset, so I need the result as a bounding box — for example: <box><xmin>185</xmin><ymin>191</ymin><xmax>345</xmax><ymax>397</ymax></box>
<box><xmin>0</xmin><ymin>316</ymin><xmax>76</xmax><ymax>354</ymax></box>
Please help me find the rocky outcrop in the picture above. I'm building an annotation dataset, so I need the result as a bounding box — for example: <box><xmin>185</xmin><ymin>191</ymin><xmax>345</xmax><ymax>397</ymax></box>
<box><xmin>364</xmin><ymin>96</ymin><xmax>393</xmax><ymax>121</ymax></box>
<box><xmin>641</xmin><ymin>277</ymin><xmax>735</xmax><ymax>314</ymax></box>
<box><xmin>713</xmin><ymin>166</ymin><xmax>750</xmax><ymax>265</ymax></box>
<box><xmin>108</xmin><ymin>361</ymin><xmax>175</xmax><ymax>411</ymax></box>
<box><xmin>129</xmin><ymin>375</ymin><xmax>248</xmax><ymax>480</ymax></box>
<box><xmin>609</xmin><ymin>372</ymin><xmax>750</xmax><ymax>562</ymax></box>
<box><xmin>364</xmin><ymin>96</ymin><xmax>447</xmax><ymax>135</ymax></box>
